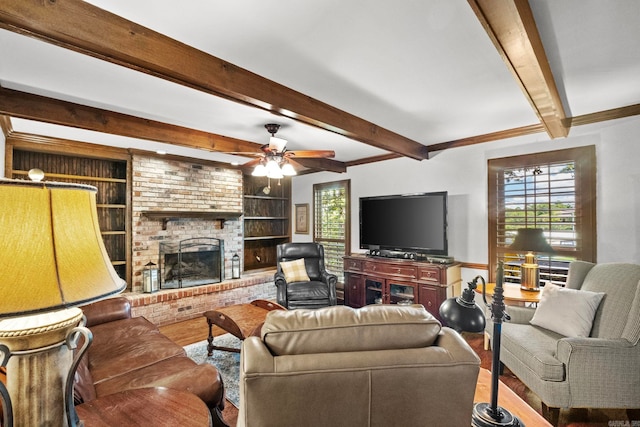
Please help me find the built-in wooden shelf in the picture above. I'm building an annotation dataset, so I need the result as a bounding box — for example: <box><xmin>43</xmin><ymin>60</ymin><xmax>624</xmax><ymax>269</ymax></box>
<box><xmin>244</xmin><ymin>235</ymin><xmax>289</xmax><ymax>241</ymax></box>
<box><xmin>141</xmin><ymin>210</ymin><xmax>242</xmax><ymax>230</ymax></box>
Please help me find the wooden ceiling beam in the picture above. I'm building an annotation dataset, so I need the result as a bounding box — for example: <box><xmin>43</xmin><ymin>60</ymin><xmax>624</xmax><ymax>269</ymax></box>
<box><xmin>0</xmin><ymin>0</ymin><xmax>428</xmax><ymax>161</ymax></box>
<box><xmin>468</xmin><ymin>0</ymin><xmax>569</xmax><ymax>139</ymax></box>
<box><xmin>0</xmin><ymin>87</ymin><xmax>263</xmax><ymax>154</ymax></box>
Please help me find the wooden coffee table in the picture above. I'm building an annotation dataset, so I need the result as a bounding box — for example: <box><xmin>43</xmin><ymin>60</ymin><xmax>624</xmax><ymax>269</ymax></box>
<box><xmin>475</xmin><ymin>368</ymin><xmax>551</xmax><ymax>426</ymax></box>
<box><xmin>204</xmin><ymin>299</ymin><xmax>285</xmax><ymax>355</ymax></box>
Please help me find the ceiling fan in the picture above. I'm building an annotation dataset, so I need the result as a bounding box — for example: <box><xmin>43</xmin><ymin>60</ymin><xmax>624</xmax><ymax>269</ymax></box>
<box><xmin>236</xmin><ymin>124</ymin><xmax>335</xmax><ymax>179</ymax></box>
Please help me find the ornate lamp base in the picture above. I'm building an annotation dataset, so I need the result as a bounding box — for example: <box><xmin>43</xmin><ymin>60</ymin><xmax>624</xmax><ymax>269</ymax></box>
<box><xmin>0</xmin><ymin>307</ymin><xmax>86</xmax><ymax>427</ymax></box>
<box><xmin>472</xmin><ymin>402</ymin><xmax>523</xmax><ymax>427</ymax></box>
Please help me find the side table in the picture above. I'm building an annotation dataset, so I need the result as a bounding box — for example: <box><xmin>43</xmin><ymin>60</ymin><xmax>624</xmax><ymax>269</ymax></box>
<box><xmin>475</xmin><ymin>282</ymin><xmax>542</xmax><ymax>349</ymax></box>
<box><xmin>75</xmin><ymin>387</ymin><xmax>212</xmax><ymax>426</ymax></box>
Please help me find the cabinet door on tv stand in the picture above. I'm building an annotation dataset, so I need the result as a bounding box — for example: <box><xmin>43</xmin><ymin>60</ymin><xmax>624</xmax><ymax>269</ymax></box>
<box><xmin>418</xmin><ymin>284</ymin><xmax>445</xmax><ymax>321</ymax></box>
<box><xmin>345</xmin><ymin>273</ymin><xmax>365</xmax><ymax>308</ymax></box>
<box><xmin>364</xmin><ymin>276</ymin><xmax>385</xmax><ymax>305</ymax></box>
<box><xmin>388</xmin><ymin>280</ymin><xmax>417</xmax><ymax>305</ymax></box>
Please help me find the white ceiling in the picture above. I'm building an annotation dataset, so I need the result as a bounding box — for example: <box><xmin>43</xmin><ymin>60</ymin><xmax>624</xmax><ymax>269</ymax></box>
<box><xmin>1</xmin><ymin>0</ymin><xmax>639</xmax><ymax>167</ymax></box>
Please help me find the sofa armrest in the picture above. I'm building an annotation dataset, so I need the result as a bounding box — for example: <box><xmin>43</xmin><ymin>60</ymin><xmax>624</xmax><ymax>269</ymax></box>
<box><xmin>504</xmin><ymin>305</ymin><xmax>536</xmax><ymax>324</ymax></box>
<box><xmin>81</xmin><ymin>296</ymin><xmax>132</xmax><ymax>327</ymax></box>
<box><xmin>556</xmin><ymin>337</ymin><xmax>640</xmax><ymax>407</ymax></box>
<box><xmin>241</xmin><ymin>336</ymin><xmax>275</xmax><ymax>375</ymax></box>
<box><xmin>436</xmin><ymin>327</ymin><xmax>482</xmax><ymax>365</ymax></box>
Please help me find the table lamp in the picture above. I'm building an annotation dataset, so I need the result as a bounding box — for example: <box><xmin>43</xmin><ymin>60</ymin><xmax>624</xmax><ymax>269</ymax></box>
<box><xmin>440</xmin><ymin>262</ymin><xmax>523</xmax><ymax>427</ymax></box>
<box><xmin>509</xmin><ymin>228</ymin><xmax>554</xmax><ymax>291</ymax></box>
<box><xmin>0</xmin><ymin>178</ymin><xmax>126</xmax><ymax>426</ymax></box>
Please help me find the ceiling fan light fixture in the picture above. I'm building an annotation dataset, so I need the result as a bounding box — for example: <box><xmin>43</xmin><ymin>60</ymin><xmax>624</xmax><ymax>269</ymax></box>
<box><xmin>281</xmin><ymin>162</ymin><xmax>296</xmax><ymax>176</ymax></box>
<box><xmin>269</xmin><ymin>136</ymin><xmax>287</xmax><ymax>152</ymax></box>
<box><xmin>265</xmin><ymin>158</ymin><xmax>284</xmax><ymax>179</ymax></box>
<box><xmin>252</xmin><ymin>163</ymin><xmax>267</xmax><ymax>176</ymax></box>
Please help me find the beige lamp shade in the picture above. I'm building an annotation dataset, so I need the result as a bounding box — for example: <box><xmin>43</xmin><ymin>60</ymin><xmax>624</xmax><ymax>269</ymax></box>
<box><xmin>0</xmin><ymin>179</ymin><xmax>126</xmax><ymax>318</ymax></box>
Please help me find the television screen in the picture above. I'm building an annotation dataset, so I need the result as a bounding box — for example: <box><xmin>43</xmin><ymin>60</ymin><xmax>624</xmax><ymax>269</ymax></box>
<box><xmin>359</xmin><ymin>192</ymin><xmax>448</xmax><ymax>255</ymax></box>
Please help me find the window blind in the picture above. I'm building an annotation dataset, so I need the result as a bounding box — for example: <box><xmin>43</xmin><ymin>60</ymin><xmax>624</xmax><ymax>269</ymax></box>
<box><xmin>488</xmin><ymin>146</ymin><xmax>596</xmax><ymax>285</ymax></box>
<box><xmin>313</xmin><ymin>180</ymin><xmax>350</xmax><ymax>279</ymax></box>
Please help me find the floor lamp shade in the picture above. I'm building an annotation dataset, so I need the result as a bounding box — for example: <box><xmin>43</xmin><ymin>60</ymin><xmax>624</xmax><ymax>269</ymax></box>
<box><xmin>0</xmin><ymin>179</ymin><xmax>126</xmax><ymax>427</ymax></box>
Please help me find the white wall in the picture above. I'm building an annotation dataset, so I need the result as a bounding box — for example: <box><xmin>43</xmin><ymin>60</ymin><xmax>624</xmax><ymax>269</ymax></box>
<box><xmin>292</xmin><ymin>116</ymin><xmax>640</xmax><ymax>281</ymax></box>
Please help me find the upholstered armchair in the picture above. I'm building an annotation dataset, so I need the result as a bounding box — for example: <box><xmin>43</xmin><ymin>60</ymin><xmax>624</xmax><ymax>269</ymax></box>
<box><xmin>238</xmin><ymin>304</ymin><xmax>480</xmax><ymax>427</ymax></box>
<box><xmin>274</xmin><ymin>242</ymin><xmax>337</xmax><ymax>309</ymax></box>
<box><xmin>487</xmin><ymin>261</ymin><xmax>640</xmax><ymax>425</ymax></box>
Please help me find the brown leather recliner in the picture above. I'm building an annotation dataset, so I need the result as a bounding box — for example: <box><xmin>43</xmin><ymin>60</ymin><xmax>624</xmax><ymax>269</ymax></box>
<box><xmin>274</xmin><ymin>242</ymin><xmax>338</xmax><ymax>309</ymax></box>
<box><xmin>238</xmin><ymin>304</ymin><xmax>480</xmax><ymax>427</ymax></box>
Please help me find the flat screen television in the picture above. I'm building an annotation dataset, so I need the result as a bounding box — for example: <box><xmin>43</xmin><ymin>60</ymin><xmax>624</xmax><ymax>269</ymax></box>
<box><xmin>359</xmin><ymin>191</ymin><xmax>448</xmax><ymax>256</ymax></box>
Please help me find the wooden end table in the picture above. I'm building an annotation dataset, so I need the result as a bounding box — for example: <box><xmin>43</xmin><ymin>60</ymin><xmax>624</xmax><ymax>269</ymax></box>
<box><xmin>475</xmin><ymin>282</ymin><xmax>542</xmax><ymax>350</ymax></box>
<box><xmin>475</xmin><ymin>282</ymin><xmax>542</xmax><ymax>306</ymax></box>
<box><xmin>204</xmin><ymin>299</ymin><xmax>285</xmax><ymax>355</ymax></box>
<box><xmin>76</xmin><ymin>387</ymin><xmax>212</xmax><ymax>426</ymax></box>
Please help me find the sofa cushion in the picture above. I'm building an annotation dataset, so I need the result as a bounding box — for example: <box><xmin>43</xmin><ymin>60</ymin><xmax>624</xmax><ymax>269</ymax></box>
<box><xmin>530</xmin><ymin>284</ymin><xmax>604</xmax><ymax>337</ymax></box>
<box><xmin>262</xmin><ymin>304</ymin><xmax>441</xmax><ymax>355</ymax></box>
<box><xmin>501</xmin><ymin>322</ymin><xmax>566</xmax><ymax>381</ymax></box>
<box><xmin>286</xmin><ymin>280</ymin><xmax>329</xmax><ymax>301</ymax></box>
<box><xmin>89</xmin><ymin>332</ymin><xmax>185</xmax><ymax>383</ymax></box>
<box><xmin>89</xmin><ymin>316</ymin><xmax>160</xmax><ymax>349</ymax></box>
<box><xmin>94</xmin><ymin>356</ymin><xmax>224</xmax><ymax>407</ymax></box>
<box><xmin>280</xmin><ymin>258</ymin><xmax>310</xmax><ymax>282</ymax></box>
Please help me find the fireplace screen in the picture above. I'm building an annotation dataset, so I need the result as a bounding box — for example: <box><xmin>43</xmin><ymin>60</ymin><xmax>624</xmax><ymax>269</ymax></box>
<box><xmin>159</xmin><ymin>238</ymin><xmax>224</xmax><ymax>289</ymax></box>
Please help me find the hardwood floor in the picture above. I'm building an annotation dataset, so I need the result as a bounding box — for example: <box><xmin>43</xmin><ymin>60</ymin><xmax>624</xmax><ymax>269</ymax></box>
<box><xmin>161</xmin><ymin>315</ymin><xmax>240</xmax><ymax>426</ymax></box>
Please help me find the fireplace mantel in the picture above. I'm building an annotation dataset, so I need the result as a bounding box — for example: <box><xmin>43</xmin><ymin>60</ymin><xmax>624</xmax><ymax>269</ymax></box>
<box><xmin>142</xmin><ymin>210</ymin><xmax>242</xmax><ymax>230</ymax></box>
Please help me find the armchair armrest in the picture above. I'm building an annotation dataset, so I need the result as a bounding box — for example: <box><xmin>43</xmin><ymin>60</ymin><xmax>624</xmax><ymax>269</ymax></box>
<box><xmin>274</xmin><ymin>272</ymin><xmax>288</xmax><ymax>307</ymax></box>
<box><xmin>321</xmin><ymin>271</ymin><xmax>338</xmax><ymax>305</ymax></box>
<box><xmin>81</xmin><ymin>296</ymin><xmax>132</xmax><ymax>327</ymax></box>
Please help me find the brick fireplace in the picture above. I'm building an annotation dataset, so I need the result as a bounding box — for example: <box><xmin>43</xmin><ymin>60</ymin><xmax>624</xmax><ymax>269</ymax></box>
<box><xmin>131</xmin><ymin>154</ymin><xmax>243</xmax><ymax>293</ymax></box>
<box><xmin>127</xmin><ymin>154</ymin><xmax>277</xmax><ymax>325</ymax></box>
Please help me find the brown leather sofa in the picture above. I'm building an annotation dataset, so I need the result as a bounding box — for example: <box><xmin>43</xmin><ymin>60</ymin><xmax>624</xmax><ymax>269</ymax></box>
<box><xmin>74</xmin><ymin>297</ymin><xmax>228</xmax><ymax>426</ymax></box>
<box><xmin>238</xmin><ymin>304</ymin><xmax>481</xmax><ymax>427</ymax></box>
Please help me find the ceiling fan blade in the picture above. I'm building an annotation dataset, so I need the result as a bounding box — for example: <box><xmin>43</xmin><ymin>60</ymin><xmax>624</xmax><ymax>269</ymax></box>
<box><xmin>286</xmin><ymin>150</ymin><xmax>335</xmax><ymax>159</ymax></box>
<box><xmin>287</xmin><ymin>158</ymin><xmax>305</xmax><ymax>171</ymax></box>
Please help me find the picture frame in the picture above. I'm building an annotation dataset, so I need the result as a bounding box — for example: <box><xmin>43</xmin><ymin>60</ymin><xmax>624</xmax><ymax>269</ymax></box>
<box><xmin>295</xmin><ymin>203</ymin><xmax>309</xmax><ymax>234</ymax></box>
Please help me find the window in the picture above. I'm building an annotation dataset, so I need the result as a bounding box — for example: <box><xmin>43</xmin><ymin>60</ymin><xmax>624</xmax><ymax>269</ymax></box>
<box><xmin>313</xmin><ymin>180</ymin><xmax>350</xmax><ymax>280</ymax></box>
<box><xmin>488</xmin><ymin>146</ymin><xmax>596</xmax><ymax>285</ymax></box>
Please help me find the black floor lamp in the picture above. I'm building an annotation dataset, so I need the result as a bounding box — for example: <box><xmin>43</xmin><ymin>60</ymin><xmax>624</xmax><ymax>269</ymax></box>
<box><xmin>439</xmin><ymin>261</ymin><xmax>523</xmax><ymax>427</ymax></box>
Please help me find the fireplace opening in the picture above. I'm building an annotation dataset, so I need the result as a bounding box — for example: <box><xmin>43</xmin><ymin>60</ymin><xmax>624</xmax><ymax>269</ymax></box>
<box><xmin>159</xmin><ymin>238</ymin><xmax>224</xmax><ymax>289</ymax></box>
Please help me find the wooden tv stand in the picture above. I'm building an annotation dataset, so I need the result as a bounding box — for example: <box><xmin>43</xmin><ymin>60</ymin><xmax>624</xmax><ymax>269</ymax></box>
<box><xmin>343</xmin><ymin>254</ymin><xmax>462</xmax><ymax>321</ymax></box>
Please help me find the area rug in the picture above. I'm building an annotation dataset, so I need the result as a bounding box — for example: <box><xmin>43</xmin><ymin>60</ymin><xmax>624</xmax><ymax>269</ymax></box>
<box><xmin>184</xmin><ymin>334</ymin><xmax>241</xmax><ymax>408</ymax></box>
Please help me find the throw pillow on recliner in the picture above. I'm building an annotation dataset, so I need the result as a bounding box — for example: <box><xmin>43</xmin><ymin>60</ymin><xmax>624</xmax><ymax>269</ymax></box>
<box><xmin>280</xmin><ymin>258</ymin><xmax>311</xmax><ymax>282</ymax></box>
<box><xmin>529</xmin><ymin>283</ymin><xmax>605</xmax><ymax>337</ymax></box>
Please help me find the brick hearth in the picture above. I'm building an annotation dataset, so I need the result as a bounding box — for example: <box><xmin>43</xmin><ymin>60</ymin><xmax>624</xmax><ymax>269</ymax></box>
<box><xmin>125</xmin><ymin>271</ymin><xmax>277</xmax><ymax>326</ymax></box>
